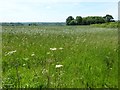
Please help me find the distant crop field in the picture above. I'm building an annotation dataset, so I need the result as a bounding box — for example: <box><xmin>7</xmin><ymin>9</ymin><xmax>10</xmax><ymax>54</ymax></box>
<box><xmin>2</xmin><ymin>26</ymin><xmax>118</xmax><ymax>88</ymax></box>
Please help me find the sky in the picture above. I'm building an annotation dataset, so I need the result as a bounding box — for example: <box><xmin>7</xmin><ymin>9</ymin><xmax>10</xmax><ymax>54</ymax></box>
<box><xmin>0</xmin><ymin>0</ymin><xmax>119</xmax><ymax>22</ymax></box>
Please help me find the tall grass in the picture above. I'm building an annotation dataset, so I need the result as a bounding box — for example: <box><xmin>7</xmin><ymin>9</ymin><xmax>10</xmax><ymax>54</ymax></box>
<box><xmin>91</xmin><ymin>22</ymin><xmax>118</xmax><ymax>28</ymax></box>
<box><xmin>2</xmin><ymin>26</ymin><xmax>118</xmax><ymax>88</ymax></box>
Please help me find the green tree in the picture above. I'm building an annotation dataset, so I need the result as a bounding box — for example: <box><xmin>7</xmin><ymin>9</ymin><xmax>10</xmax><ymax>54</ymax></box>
<box><xmin>66</xmin><ymin>16</ymin><xmax>74</xmax><ymax>25</ymax></box>
<box><xmin>82</xmin><ymin>16</ymin><xmax>105</xmax><ymax>25</ymax></box>
<box><xmin>69</xmin><ymin>20</ymin><xmax>76</xmax><ymax>25</ymax></box>
<box><xmin>76</xmin><ymin>16</ymin><xmax>82</xmax><ymax>25</ymax></box>
<box><xmin>103</xmin><ymin>14</ymin><xmax>114</xmax><ymax>22</ymax></box>
<box><xmin>94</xmin><ymin>17</ymin><xmax>105</xmax><ymax>24</ymax></box>
<box><xmin>82</xmin><ymin>18</ymin><xmax>87</xmax><ymax>25</ymax></box>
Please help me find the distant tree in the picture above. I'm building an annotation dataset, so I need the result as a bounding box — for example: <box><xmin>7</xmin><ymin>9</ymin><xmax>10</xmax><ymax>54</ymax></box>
<box><xmin>82</xmin><ymin>18</ymin><xmax>87</xmax><ymax>25</ymax></box>
<box><xmin>69</xmin><ymin>20</ymin><xmax>76</xmax><ymax>25</ymax></box>
<box><xmin>76</xmin><ymin>16</ymin><xmax>82</xmax><ymax>25</ymax></box>
<box><xmin>29</xmin><ymin>23</ymin><xmax>38</xmax><ymax>26</ymax></box>
<box><xmin>82</xmin><ymin>16</ymin><xmax>105</xmax><ymax>25</ymax></box>
<box><xmin>66</xmin><ymin>16</ymin><xmax>74</xmax><ymax>25</ymax></box>
<box><xmin>66</xmin><ymin>14</ymin><xmax>114</xmax><ymax>25</ymax></box>
<box><xmin>94</xmin><ymin>17</ymin><xmax>105</xmax><ymax>24</ymax></box>
<box><xmin>86</xmin><ymin>16</ymin><xmax>93</xmax><ymax>25</ymax></box>
<box><xmin>103</xmin><ymin>14</ymin><xmax>114</xmax><ymax>22</ymax></box>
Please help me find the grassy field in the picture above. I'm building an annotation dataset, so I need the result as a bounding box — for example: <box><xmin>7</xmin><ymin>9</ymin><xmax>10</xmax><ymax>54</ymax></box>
<box><xmin>91</xmin><ymin>22</ymin><xmax>118</xmax><ymax>28</ymax></box>
<box><xmin>2</xmin><ymin>26</ymin><xmax>118</xmax><ymax>88</ymax></box>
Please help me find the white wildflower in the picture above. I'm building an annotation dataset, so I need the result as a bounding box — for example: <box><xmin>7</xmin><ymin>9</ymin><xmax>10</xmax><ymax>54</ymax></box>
<box><xmin>50</xmin><ymin>48</ymin><xmax>57</xmax><ymax>51</ymax></box>
<box><xmin>5</xmin><ymin>50</ymin><xmax>17</xmax><ymax>56</ymax></box>
<box><xmin>55</xmin><ymin>65</ymin><xmax>63</xmax><ymax>68</ymax></box>
<box><xmin>59</xmin><ymin>47</ymin><xmax>63</xmax><ymax>50</ymax></box>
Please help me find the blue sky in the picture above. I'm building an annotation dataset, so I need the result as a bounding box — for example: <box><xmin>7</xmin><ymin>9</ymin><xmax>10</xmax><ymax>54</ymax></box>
<box><xmin>0</xmin><ymin>0</ymin><xmax>119</xmax><ymax>22</ymax></box>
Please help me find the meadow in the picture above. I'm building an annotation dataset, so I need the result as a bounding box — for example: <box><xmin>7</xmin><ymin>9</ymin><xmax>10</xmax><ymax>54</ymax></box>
<box><xmin>91</xmin><ymin>22</ymin><xmax>118</xmax><ymax>28</ymax></box>
<box><xmin>2</xmin><ymin>25</ymin><xmax>118</xmax><ymax>88</ymax></box>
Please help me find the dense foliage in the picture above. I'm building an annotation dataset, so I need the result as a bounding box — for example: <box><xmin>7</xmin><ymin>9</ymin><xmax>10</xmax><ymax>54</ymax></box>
<box><xmin>66</xmin><ymin>14</ymin><xmax>115</xmax><ymax>25</ymax></box>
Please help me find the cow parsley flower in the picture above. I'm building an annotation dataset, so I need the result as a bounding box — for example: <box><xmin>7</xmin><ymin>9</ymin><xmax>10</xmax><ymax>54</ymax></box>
<box><xmin>5</xmin><ymin>50</ymin><xmax>17</xmax><ymax>56</ymax></box>
<box><xmin>55</xmin><ymin>65</ymin><xmax>63</xmax><ymax>68</ymax></box>
<box><xmin>50</xmin><ymin>48</ymin><xmax>57</xmax><ymax>51</ymax></box>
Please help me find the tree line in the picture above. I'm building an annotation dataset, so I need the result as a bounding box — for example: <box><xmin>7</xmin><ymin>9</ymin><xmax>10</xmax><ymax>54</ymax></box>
<box><xmin>66</xmin><ymin>14</ymin><xmax>115</xmax><ymax>25</ymax></box>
